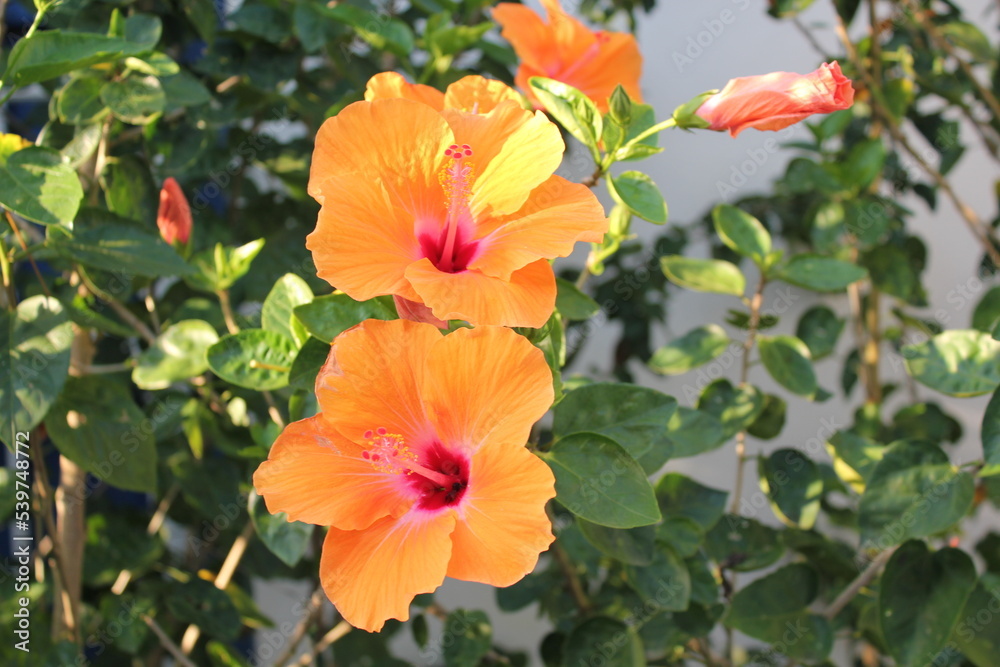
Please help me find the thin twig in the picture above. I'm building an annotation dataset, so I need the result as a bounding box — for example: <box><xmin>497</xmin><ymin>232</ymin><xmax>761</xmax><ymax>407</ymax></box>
<box><xmin>550</xmin><ymin>541</ymin><xmax>591</xmax><ymax>613</ymax></box>
<box><xmin>287</xmin><ymin>620</ymin><xmax>352</xmax><ymax>667</ymax></box>
<box><xmin>142</xmin><ymin>615</ymin><xmax>198</xmax><ymax>667</ymax></box>
<box><xmin>112</xmin><ymin>484</ymin><xmax>180</xmax><ymax>594</ymax></box>
<box><xmin>217</xmin><ymin>289</ymin><xmax>240</xmax><ymax>334</ymax></box>
<box><xmin>273</xmin><ymin>589</ymin><xmax>326</xmax><ymax>667</ymax></box>
<box><xmin>822</xmin><ymin>547</ymin><xmax>897</xmax><ymax>621</ymax></box>
<box><xmin>729</xmin><ymin>273</ymin><xmax>766</xmax><ymax>515</ymax></box>
<box><xmin>5</xmin><ymin>211</ymin><xmax>51</xmax><ymax>298</ymax></box>
<box><xmin>262</xmin><ymin>390</ymin><xmax>287</xmax><ymax>429</ymax></box>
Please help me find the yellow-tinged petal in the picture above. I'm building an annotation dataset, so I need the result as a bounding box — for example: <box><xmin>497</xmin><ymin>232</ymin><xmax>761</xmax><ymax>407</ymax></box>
<box><xmin>443</xmin><ymin>75</ymin><xmax>525</xmax><ymax>113</ymax></box>
<box><xmin>364</xmin><ymin>72</ymin><xmax>446</xmax><ymax>110</ymax></box>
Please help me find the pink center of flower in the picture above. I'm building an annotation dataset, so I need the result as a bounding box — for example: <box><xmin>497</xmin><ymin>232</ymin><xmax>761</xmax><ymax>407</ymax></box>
<box><xmin>362</xmin><ymin>428</ymin><xmax>469</xmax><ymax>509</ymax></box>
<box><xmin>419</xmin><ymin>145</ymin><xmax>480</xmax><ymax>273</ymax></box>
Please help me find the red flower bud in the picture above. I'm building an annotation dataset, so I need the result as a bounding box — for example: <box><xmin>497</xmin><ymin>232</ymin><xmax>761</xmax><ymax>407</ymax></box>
<box><xmin>695</xmin><ymin>61</ymin><xmax>855</xmax><ymax>137</ymax></box>
<box><xmin>156</xmin><ymin>177</ymin><xmax>192</xmax><ymax>245</ymax></box>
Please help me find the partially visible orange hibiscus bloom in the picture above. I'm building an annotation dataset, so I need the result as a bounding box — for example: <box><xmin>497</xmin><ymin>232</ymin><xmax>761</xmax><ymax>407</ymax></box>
<box><xmin>307</xmin><ymin>75</ymin><xmax>607</xmax><ymax>328</ymax></box>
<box><xmin>493</xmin><ymin>0</ymin><xmax>643</xmax><ymax>113</ymax></box>
<box><xmin>253</xmin><ymin>319</ymin><xmax>556</xmax><ymax>632</ymax></box>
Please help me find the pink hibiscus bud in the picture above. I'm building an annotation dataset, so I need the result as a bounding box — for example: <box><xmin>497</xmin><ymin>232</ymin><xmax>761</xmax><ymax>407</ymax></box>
<box><xmin>677</xmin><ymin>61</ymin><xmax>855</xmax><ymax>137</ymax></box>
<box><xmin>156</xmin><ymin>177</ymin><xmax>192</xmax><ymax>245</ymax></box>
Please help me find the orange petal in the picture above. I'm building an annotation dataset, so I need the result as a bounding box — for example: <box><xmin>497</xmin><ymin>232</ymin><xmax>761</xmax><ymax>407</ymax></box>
<box><xmin>405</xmin><ymin>257</ymin><xmax>556</xmax><ymax>328</ymax></box>
<box><xmin>447</xmin><ymin>443</ymin><xmax>555</xmax><ymax>585</ymax></box>
<box><xmin>364</xmin><ymin>72</ymin><xmax>445</xmax><ymax>110</ymax></box>
<box><xmin>306</xmin><ymin>175</ymin><xmax>423</xmax><ymax>301</ymax></box>
<box><xmin>443</xmin><ymin>75</ymin><xmax>525</xmax><ymax>114</ymax></box>
<box><xmin>253</xmin><ymin>414</ymin><xmax>413</xmax><ymax>531</ymax></box>
<box><xmin>316</xmin><ymin>319</ymin><xmax>441</xmax><ymax>445</ymax></box>
<box><xmin>442</xmin><ymin>102</ymin><xmax>564</xmax><ymax>217</ymax></box>
<box><xmin>539</xmin><ymin>0</ymin><xmax>598</xmax><ymax>65</ymax></box>
<box><xmin>471</xmin><ymin>175</ymin><xmax>607</xmax><ymax>279</ymax></box>
<box><xmin>492</xmin><ymin>3</ymin><xmax>561</xmax><ymax>73</ymax></box>
<box><xmin>308</xmin><ymin>98</ymin><xmax>451</xmax><ymax>218</ymax></box>
<box><xmin>423</xmin><ymin>326</ymin><xmax>553</xmax><ymax>454</ymax></box>
<box><xmin>569</xmin><ymin>32</ymin><xmax>644</xmax><ymax>112</ymax></box>
<box><xmin>320</xmin><ymin>511</ymin><xmax>456</xmax><ymax>632</ymax></box>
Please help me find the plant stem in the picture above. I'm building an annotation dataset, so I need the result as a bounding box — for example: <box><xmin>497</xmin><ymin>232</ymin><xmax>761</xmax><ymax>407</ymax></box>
<box><xmin>217</xmin><ymin>289</ymin><xmax>240</xmax><ymax>334</ymax></box>
<box><xmin>0</xmin><ymin>235</ymin><xmax>14</xmax><ymax>309</ymax></box>
<box><xmin>273</xmin><ymin>588</ymin><xmax>325</xmax><ymax>667</ymax></box>
<box><xmin>286</xmin><ymin>620</ymin><xmax>352</xmax><ymax>667</ymax></box>
<box><xmin>142</xmin><ymin>615</ymin><xmax>198</xmax><ymax>667</ymax></box>
<box><xmin>78</xmin><ymin>268</ymin><xmax>158</xmax><ymax>344</ymax></box>
<box><xmin>822</xmin><ymin>547</ymin><xmax>897</xmax><ymax>621</ymax></box>
<box><xmin>729</xmin><ymin>273</ymin><xmax>766</xmax><ymax>515</ymax></box>
<box><xmin>111</xmin><ymin>483</ymin><xmax>180</xmax><ymax>594</ymax></box>
<box><xmin>551</xmin><ymin>540</ymin><xmax>592</xmax><ymax>613</ymax></box>
<box><xmin>6</xmin><ymin>210</ymin><xmax>52</xmax><ymax>298</ymax></box>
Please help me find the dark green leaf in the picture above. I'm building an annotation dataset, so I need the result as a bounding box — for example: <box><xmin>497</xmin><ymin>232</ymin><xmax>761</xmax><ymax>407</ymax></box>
<box><xmin>578</xmin><ymin>520</ymin><xmax>655</xmax><ymax>565</ymax></box>
<box><xmin>528</xmin><ymin>77</ymin><xmax>602</xmax><ymax>153</ymax></box>
<box><xmin>2</xmin><ymin>30</ymin><xmax>146</xmax><ymax>87</ymax></box>
<box><xmin>553</xmin><ymin>383</ymin><xmax>676</xmax><ymax>474</ymax></box>
<box><xmin>249</xmin><ymin>491</ymin><xmax>312</xmax><ymax>567</ymax></box>
<box><xmin>858</xmin><ymin>441</ymin><xmax>974</xmax><ymax>547</ymax></box>
<box><xmin>697</xmin><ymin>379</ymin><xmax>764</xmax><ymax>440</ymax></box>
<box><xmin>950</xmin><ymin>580</ymin><xmax>1000</xmax><ymax>665</ymax></box>
<box><xmin>656</xmin><ymin>472</ymin><xmax>727</xmax><ymax>532</ymax></box>
<box><xmin>563</xmin><ymin>617</ymin><xmax>643</xmax><ymax>667</ymax></box>
<box><xmin>758</xmin><ymin>335</ymin><xmax>817</xmax><ymax>397</ymax></box>
<box><xmin>56</xmin><ymin>75</ymin><xmax>108</xmax><ymax>125</ymax></box>
<box><xmin>166</xmin><ymin>579</ymin><xmax>241</xmax><ymax>641</ymax></box>
<box><xmin>663</xmin><ymin>407</ymin><xmax>727</xmax><ymax>458</ymax></box>
<box><xmin>758</xmin><ymin>449</ymin><xmax>823</xmax><ymax>529</ymax></box>
<box><xmin>46</xmin><ymin>376</ymin><xmax>158</xmax><ymax>493</ymax></box>
<box><xmin>555</xmin><ymin>277</ymin><xmax>599</xmax><ymax>321</ymax></box>
<box><xmin>293</xmin><ymin>294</ymin><xmax>396</xmax><ymax>344</ymax></box>
<box><xmin>796</xmin><ymin>305</ymin><xmax>844</xmax><ymax>360</ymax></box>
<box><xmin>543</xmin><ymin>432</ymin><xmax>661</xmax><ymax>528</ymax></box>
<box><xmin>262</xmin><ymin>274</ymin><xmax>312</xmax><ymax>348</ymax></box>
<box><xmin>981</xmin><ymin>388</ymin><xmax>1000</xmax><ymax>476</ymax></box>
<box><xmin>101</xmin><ymin>76</ymin><xmax>165</xmax><ymax>124</ymax></box>
<box><xmin>747</xmin><ymin>394</ymin><xmax>787</xmax><ymax>440</ymax></box>
<box><xmin>627</xmin><ymin>546</ymin><xmax>691</xmax><ymax>611</ymax></box>
<box><xmin>132</xmin><ymin>320</ymin><xmax>218</xmax><ymax>390</ymax></box>
<box><xmin>973</xmin><ymin>286</ymin><xmax>1000</xmax><ymax>332</ymax></box>
<box><xmin>705</xmin><ymin>514</ymin><xmax>783</xmax><ymax>572</ymax></box>
<box><xmin>100</xmin><ymin>155</ymin><xmax>158</xmax><ymax>225</ymax></box>
<box><xmin>880</xmin><ymin>541</ymin><xmax>977</xmax><ymax>667</ymax></box>
<box><xmin>443</xmin><ymin>610</ymin><xmax>492</xmax><ymax>667</ymax></box>
<box><xmin>825</xmin><ymin>430</ymin><xmax>885</xmax><ymax>493</ymax></box>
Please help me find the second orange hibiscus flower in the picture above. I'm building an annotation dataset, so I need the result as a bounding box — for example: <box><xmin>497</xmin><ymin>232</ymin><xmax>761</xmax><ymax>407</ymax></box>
<box><xmin>307</xmin><ymin>74</ymin><xmax>608</xmax><ymax>328</ymax></box>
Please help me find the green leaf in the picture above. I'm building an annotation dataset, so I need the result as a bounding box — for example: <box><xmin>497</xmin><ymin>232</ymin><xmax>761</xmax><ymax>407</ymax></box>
<box><xmin>528</xmin><ymin>77</ymin><xmax>602</xmax><ymax>154</ymax></box>
<box><xmin>609</xmin><ymin>171</ymin><xmax>668</xmax><ymax>224</ymax></box>
<box><xmin>862</xmin><ymin>243</ymin><xmax>927</xmax><ymax>306</ymax></box>
<box><xmin>0</xmin><ymin>146</ymin><xmax>82</xmax><ymax>226</ymax></box>
<box><xmin>230</xmin><ymin>4</ymin><xmax>291</xmax><ymax>44</ymax></box>
<box><xmin>577</xmin><ymin>520</ymin><xmax>655</xmax><ymax>566</ymax></box>
<box><xmin>543</xmin><ymin>432</ymin><xmax>661</xmax><ymax>528</ymax></box>
<box><xmin>1</xmin><ymin>30</ymin><xmax>146</xmax><ymax>88</ymax></box>
<box><xmin>186</xmin><ymin>240</ymin><xmax>265</xmax><ymax>292</ymax></box>
<box><xmin>758</xmin><ymin>335</ymin><xmax>818</xmax><ymax>397</ymax></box>
<box><xmin>101</xmin><ymin>75</ymin><xmax>165</xmax><ymax>124</ymax></box>
<box><xmin>973</xmin><ymin>286</ymin><xmax>1000</xmax><ymax>332</ymax></box>
<box><xmin>56</xmin><ymin>75</ymin><xmax>108</xmax><ymax>125</ymax></box>
<box><xmin>555</xmin><ymin>277</ymin><xmax>599</xmax><ymax>321</ymax></box>
<box><xmin>248</xmin><ymin>491</ymin><xmax>312</xmax><ymax>568</ymax></box>
<box><xmin>427</xmin><ymin>22</ymin><xmax>493</xmax><ymax>57</ymax></box>
<box><xmin>656</xmin><ymin>472</ymin><xmax>727</xmax><ymax>532</ymax></box>
<box><xmin>262</xmin><ymin>274</ymin><xmax>313</xmax><ymax>348</ymax></box>
<box><xmin>627</xmin><ymin>546</ymin><xmax>691</xmax><ymax>611</ymax></box>
<box><xmin>100</xmin><ymin>155</ymin><xmax>158</xmax><ymax>225</ymax></box>
<box><xmin>649</xmin><ymin>324</ymin><xmax>731</xmax><ymax>376</ymax></box>
<box><xmin>47</xmin><ymin>210</ymin><xmax>191</xmax><ymax>277</ymax></box>
<box><xmin>903</xmin><ymin>329</ymin><xmax>1000</xmax><ymax>397</ymax></box>
<box><xmin>563</xmin><ymin>617</ymin><xmax>643</xmax><ymax>667</ymax></box>
<box><xmin>661</xmin><ymin>256</ymin><xmax>745</xmax><ymax>296</ymax></box>
<box><xmin>747</xmin><ymin>393</ymin><xmax>786</xmax><ymax>440</ymax></box>
<box><xmin>443</xmin><ymin>610</ymin><xmax>492</xmax><ymax>667</ymax></box>
<box><xmin>858</xmin><ymin>441</ymin><xmax>975</xmax><ymax>547</ymax></box>
<box><xmin>207</xmin><ymin>329</ymin><xmax>297</xmax><ymax>391</ymax></box>
<box><xmin>181</xmin><ymin>0</ymin><xmax>217</xmax><ymax>44</ymax></box>
<box><xmin>552</xmin><ymin>383</ymin><xmax>677</xmax><ymax>474</ymax></box>
<box><xmin>950</xmin><ymin>580</ymin><xmax>1000</xmax><ymax>665</ymax></box>
<box><xmin>712</xmin><ymin>204</ymin><xmax>771</xmax><ymax>265</ymax></box>
<box><xmin>840</xmin><ymin>138</ymin><xmax>885</xmax><ymax>191</ymax></box>
<box><xmin>697</xmin><ymin>379</ymin><xmax>764</xmax><ymax>440</ymax></box>
<box><xmin>132</xmin><ymin>320</ymin><xmax>218</xmax><ymax>390</ymax></box>
<box><xmin>778</xmin><ymin>255</ymin><xmax>866</xmax><ymax>292</ymax></box>
<box><xmin>293</xmin><ymin>294</ymin><xmax>396</xmax><ymax>344</ymax></box>
<box><xmin>726</xmin><ymin>563</ymin><xmax>833</xmax><ymax>662</ymax></box>
<box><xmin>663</xmin><ymin>407</ymin><xmax>727</xmax><ymax>458</ymax></box>
<box><xmin>796</xmin><ymin>305</ymin><xmax>844</xmax><ymax>360</ymax></box>
<box><xmin>880</xmin><ymin>541</ymin><xmax>977</xmax><ymax>667</ymax></box>
<box><xmin>124</xmin><ymin>14</ymin><xmax>163</xmax><ymax>50</ymax></box>
<box><xmin>160</xmin><ymin>71</ymin><xmax>212</xmax><ymax>110</ymax></box>
<box><xmin>758</xmin><ymin>449</ymin><xmax>823</xmax><ymax>529</ymax></box>
<box><xmin>289</xmin><ymin>337</ymin><xmax>332</xmax><ymax>392</ymax></box>
<box><xmin>705</xmin><ymin>514</ymin><xmax>784</xmax><ymax>572</ymax></box>
<box><xmin>825</xmin><ymin>429</ymin><xmax>885</xmax><ymax>494</ymax></box>
<box><xmin>166</xmin><ymin>579</ymin><xmax>241</xmax><ymax>641</ymax></box>
<box><xmin>982</xmin><ymin>388</ymin><xmax>1000</xmax><ymax>476</ymax></box>
<box><xmin>0</xmin><ymin>296</ymin><xmax>73</xmax><ymax>448</ymax></box>
<box><xmin>84</xmin><ymin>513</ymin><xmax>162</xmax><ymax>586</ymax></box>
<box><xmin>46</xmin><ymin>376</ymin><xmax>157</xmax><ymax>493</ymax></box>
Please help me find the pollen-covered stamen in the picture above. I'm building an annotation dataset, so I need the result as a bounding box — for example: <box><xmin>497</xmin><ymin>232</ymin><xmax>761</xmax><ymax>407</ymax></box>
<box><xmin>361</xmin><ymin>428</ymin><xmax>453</xmax><ymax>487</ymax></box>
<box><xmin>437</xmin><ymin>144</ymin><xmax>475</xmax><ymax>272</ymax></box>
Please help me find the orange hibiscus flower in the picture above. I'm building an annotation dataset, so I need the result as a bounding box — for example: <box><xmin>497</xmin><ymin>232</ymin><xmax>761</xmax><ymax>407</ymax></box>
<box><xmin>493</xmin><ymin>0</ymin><xmax>643</xmax><ymax>113</ymax></box>
<box><xmin>253</xmin><ymin>319</ymin><xmax>556</xmax><ymax>632</ymax></box>
<box><xmin>307</xmin><ymin>75</ymin><xmax>607</xmax><ymax>328</ymax></box>
<box><xmin>364</xmin><ymin>71</ymin><xmax>526</xmax><ymax>113</ymax></box>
